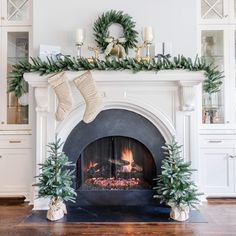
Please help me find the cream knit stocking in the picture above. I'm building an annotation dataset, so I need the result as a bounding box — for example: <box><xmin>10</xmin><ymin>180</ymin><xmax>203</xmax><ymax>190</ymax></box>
<box><xmin>73</xmin><ymin>71</ymin><xmax>103</xmax><ymax>123</ymax></box>
<box><xmin>48</xmin><ymin>72</ymin><xmax>74</xmax><ymax>121</ymax></box>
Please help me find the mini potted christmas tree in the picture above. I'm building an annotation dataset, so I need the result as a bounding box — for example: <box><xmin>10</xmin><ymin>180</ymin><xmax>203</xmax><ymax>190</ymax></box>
<box><xmin>34</xmin><ymin>137</ymin><xmax>77</xmax><ymax>221</ymax></box>
<box><xmin>153</xmin><ymin>138</ymin><xmax>202</xmax><ymax>221</ymax></box>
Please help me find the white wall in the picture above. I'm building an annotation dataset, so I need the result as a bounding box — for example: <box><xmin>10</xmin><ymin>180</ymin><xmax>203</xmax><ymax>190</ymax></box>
<box><xmin>33</xmin><ymin>0</ymin><xmax>197</xmax><ymax>58</ymax></box>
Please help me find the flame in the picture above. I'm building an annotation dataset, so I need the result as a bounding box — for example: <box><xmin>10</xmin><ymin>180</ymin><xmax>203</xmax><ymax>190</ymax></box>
<box><xmin>121</xmin><ymin>148</ymin><xmax>134</xmax><ymax>172</ymax></box>
<box><xmin>87</xmin><ymin>161</ymin><xmax>98</xmax><ymax>170</ymax></box>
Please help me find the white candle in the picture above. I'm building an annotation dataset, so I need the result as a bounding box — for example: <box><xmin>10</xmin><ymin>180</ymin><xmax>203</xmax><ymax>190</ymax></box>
<box><xmin>144</xmin><ymin>26</ymin><xmax>154</xmax><ymax>43</ymax></box>
<box><xmin>76</xmin><ymin>28</ymin><xmax>84</xmax><ymax>44</ymax></box>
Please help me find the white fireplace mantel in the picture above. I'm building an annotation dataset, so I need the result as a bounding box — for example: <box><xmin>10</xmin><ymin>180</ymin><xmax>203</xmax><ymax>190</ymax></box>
<box><xmin>24</xmin><ymin>70</ymin><xmax>205</xmax><ymax>209</ymax></box>
<box><xmin>25</xmin><ymin>70</ymin><xmax>204</xmax><ymax>112</ymax></box>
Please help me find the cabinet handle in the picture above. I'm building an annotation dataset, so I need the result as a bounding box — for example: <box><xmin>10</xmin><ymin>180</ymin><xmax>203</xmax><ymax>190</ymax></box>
<box><xmin>208</xmin><ymin>140</ymin><xmax>222</xmax><ymax>143</ymax></box>
<box><xmin>0</xmin><ymin>155</ymin><xmax>2</xmax><ymax>158</ymax></box>
<box><xmin>1</xmin><ymin>17</ymin><xmax>5</xmax><ymax>20</ymax></box>
<box><xmin>9</xmin><ymin>140</ymin><xmax>21</xmax><ymax>144</ymax></box>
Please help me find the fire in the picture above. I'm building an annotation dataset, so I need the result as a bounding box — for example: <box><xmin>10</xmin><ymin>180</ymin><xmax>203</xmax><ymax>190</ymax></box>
<box><xmin>87</xmin><ymin>161</ymin><xmax>98</xmax><ymax>170</ymax></box>
<box><xmin>121</xmin><ymin>148</ymin><xmax>134</xmax><ymax>172</ymax></box>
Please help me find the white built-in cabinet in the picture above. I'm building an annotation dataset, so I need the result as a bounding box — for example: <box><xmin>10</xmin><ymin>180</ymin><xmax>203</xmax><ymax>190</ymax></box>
<box><xmin>0</xmin><ymin>0</ymin><xmax>33</xmax><ymax>200</ymax></box>
<box><xmin>200</xmin><ymin>133</ymin><xmax>236</xmax><ymax>196</ymax></box>
<box><xmin>198</xmin><ymin>0</ymin><xmax>236</xmax><ymax>198</ymax></box>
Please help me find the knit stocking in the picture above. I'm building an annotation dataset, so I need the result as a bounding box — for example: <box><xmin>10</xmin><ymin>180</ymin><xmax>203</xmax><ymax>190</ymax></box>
<box><xmin>73</xmin><ymin>71</ymin><xmax>103</xmax><ymax>123</ymax></box>
<box><xmin>48</xmin><ymin>72</ymin><xmax>74</xmax><ymax>121</ymax></box>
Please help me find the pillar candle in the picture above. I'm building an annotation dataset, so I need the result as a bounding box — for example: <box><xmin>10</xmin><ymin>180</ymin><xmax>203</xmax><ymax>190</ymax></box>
<box><xmin>144</xmin><ymin>26</ymin><xmax>154</xmax><ymax>42</ymax></box>
<box><xmin>76</xmin><ymin>28</ymin><xmax>84</xmax><ymax>44</ymax></box>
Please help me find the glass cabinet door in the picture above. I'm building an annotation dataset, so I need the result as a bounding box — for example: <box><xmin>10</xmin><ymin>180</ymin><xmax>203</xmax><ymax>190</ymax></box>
<box><xmin>1</xmin><ymin>0</ymin><xmax>32</xmax><ymax>25</ymax></box>
<box><xmin>201</xmin><ymin>0</ymin><xmax>225</xmax><ymax>20</ymax></box>
<box><xmin>7</xmin><ymin>31</ymin><xmax>29</xmax><ymax>125</ymax></box>
<box><xmin>201</xmin><ymin>30</ymin><xmax>225</xmax><ymax>124</ymax></box>
<box><xmin>1</xmin><ymin>27</ymin><xmax>31</xmax><ymax>127</ymax></box>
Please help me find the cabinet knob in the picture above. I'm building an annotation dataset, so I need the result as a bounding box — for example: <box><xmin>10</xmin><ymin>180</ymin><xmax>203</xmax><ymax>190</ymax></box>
<box><xmin>1</xmin><ymin>17</ymin><xmax>5</xmax><ymax>20</ymax></box>
<box><xmin>0</xmin><ymin>155</ymin><xmax>2</xmax><ymax>159</ymax></box>
<box><xmin>1</xmin><ymin>121</ymin><xmax>4</xmax><ymax>124</ymax></box>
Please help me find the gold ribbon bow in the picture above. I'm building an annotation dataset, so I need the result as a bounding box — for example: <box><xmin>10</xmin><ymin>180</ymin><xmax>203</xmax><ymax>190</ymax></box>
<box><xmin>104</xmin><ymin>37</ymin><xmax>126</xmax><ymax>58</ymax></box>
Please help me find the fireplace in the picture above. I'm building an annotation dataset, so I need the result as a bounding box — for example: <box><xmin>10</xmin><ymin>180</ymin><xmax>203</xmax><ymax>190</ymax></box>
<box><xmin>63</xmin><ymin>109</ymin><xmax>165</xmax><ymax>206</ymax></box>
<box><xmin>25</xmin><ymin>70</ymin><xmax>204</xmax><ymax>209</ymax></box>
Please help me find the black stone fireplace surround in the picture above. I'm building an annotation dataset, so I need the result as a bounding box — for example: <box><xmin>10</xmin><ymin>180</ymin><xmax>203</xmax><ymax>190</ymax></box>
<box><xmin>63</xmin><ymin>109</ymin><xmax>165</xmax><ymax>206</ymax></box>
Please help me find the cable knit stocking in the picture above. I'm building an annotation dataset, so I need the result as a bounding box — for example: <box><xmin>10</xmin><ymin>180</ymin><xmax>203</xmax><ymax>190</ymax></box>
<box><xmin>73</xmin><ymin>71</ymin><xmax>103</xmax><ymax>123</ymax></box>
<box><xmin>48</xmin><ymin>72</ymin><xmax>74</xmax><ymax>121</ymax></box>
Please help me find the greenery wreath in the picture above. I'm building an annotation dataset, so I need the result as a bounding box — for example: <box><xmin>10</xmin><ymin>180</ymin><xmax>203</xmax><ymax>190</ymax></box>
<box><xmin>93</xmin><ymin>10</ymin><xmax>138</xmax><ymax>53</ymax></box>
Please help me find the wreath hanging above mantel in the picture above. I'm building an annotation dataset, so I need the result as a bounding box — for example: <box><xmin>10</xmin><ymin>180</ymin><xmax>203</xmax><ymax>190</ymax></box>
<box><xmin>93</xmin><ymin>10</ymin><xmax>138</xmax><ymax>56</ymax></box>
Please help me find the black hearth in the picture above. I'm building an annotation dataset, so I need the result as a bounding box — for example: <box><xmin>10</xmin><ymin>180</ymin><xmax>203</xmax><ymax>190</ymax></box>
<box><xmin>63</xmin><ymin>109</ymin><xmax>165</xmax><ymax>206</ymax></box>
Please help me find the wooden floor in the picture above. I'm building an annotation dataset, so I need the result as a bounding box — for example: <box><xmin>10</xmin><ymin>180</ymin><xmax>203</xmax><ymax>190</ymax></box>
<box><xmin>0</xmin><ymin>199</ymin><xmax>236</xmax><ymax>236</ymax></box>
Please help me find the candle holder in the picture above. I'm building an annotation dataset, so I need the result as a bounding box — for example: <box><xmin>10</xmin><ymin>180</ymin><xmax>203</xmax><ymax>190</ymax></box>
<box><xmin>144</xmin><ymin>41</ymin><xmax>152</xmax><ymax>61</ymax></box>
<box><xmin>76</xmin><ymin>42</ymin><xmax>83</xmax><ymax>58</ymax></box>
<box><xmin>141</xmin><ymin>27</ymin><xmax>154</xmax><ymax>61</ymax></box>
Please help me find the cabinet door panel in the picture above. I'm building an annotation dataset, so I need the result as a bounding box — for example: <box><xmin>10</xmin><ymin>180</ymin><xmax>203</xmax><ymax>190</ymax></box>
<box><xmin>201</xmin><ymin>30</ymin><xmax>225</xmax><ymax>124</ymax></box>
<box><xmin>0</xmin><ymin>149</ymin><xmax>32</xmax><ymax>195</ymax></box>
<box><xmin>0</xmin><ymin>27</ymin><xmax>32</xmax><ymax>130</ymax></box>
<box><xmin>202</xmin><ymin>148</ymin><xmax>234</xmax><ymax>194</ymax></box>
<box><xmin>201</xmin><ymin>0</ymin><xmax>225</xmax><ymax>20</ymax></box>
<box><xmin>1</xmin><ymin>0</ymin><xmax>32</xmax><ymax>26</ymax></box>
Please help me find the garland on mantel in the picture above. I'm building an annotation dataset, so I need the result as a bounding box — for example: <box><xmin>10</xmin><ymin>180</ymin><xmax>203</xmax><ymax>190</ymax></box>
<box><xmin>8</xmin><ymin>55</ymin><xmax>223</xmax><ymax>98</ymax></box>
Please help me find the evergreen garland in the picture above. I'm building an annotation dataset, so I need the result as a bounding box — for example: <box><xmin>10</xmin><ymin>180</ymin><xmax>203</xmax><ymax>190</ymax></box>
<box><xmin>8</xmin><ymin>55</ymin><xmax>223</xmax><ymax>98</ymax></box>
<box><xmin>34</xmin><ymin>137</ymin><xmax>77</xmax><ymax>203</ymax></box>
<box><xmin>93</xmin><ymin>10</ymin><xmax>138</xmax><ymax>53</ymax></box>
<box><xmin>153</xmin><ymin>139</ymin><xmax>202</xmax><ymax>208</ymax></box>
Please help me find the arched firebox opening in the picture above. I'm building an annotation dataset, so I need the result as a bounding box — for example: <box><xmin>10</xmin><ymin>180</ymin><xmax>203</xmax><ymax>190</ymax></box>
<box><xmin>63</xmin><ymin>109</ymin><xmax>166</xmax><ymax>206</ymax></box>
<box><xmin>77</xmin><ymin>136</ymin><xmax>156</xmax><ymax>191</ymax></box>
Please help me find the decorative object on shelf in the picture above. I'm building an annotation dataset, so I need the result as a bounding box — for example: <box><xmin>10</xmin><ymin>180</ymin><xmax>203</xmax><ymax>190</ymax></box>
<box><xmin>93</xmin><ymin>10</ymin><xmax>138</xmax><ymax>56</ymax></box>
<box><xmin>8</xmin><ymin>55</ymin><xmax>223</xmax><ymax>98</ymax></box>
<box><xmin>48</xmin><ymin>72</ymin><xmax>74</xmax><ymax>121</ymax></box>
<box><xmin>73</xmin><ymin>71</ymin><xmax>103</xmax><ymax>123</ymax></box>
<box><xmin>18</xmin><ymin>92</ymin><xmax>29</xmax><ymax>106</ymax></box>
<box><xmin>134</xmin><ymin>44</ymin><xmax>145</xmax><ymax>62</ymax></box>
<box><xmin>142</xmin><ymin>26</ymin><xmax>154</xmax><ymax>61</ymax></box>
<box><xmin>33</xmin><ymin>136</ymin><xmax>76</xmax><ymax>221</ymax></box>
<box><xmin>156</xmin><ymin>42</ymin><xmax>171</xmax><ymax>60</ymax></box>
<box><xmin>153</xmin><ymin>138</ymin><xmax>202</xmax><ymax>221</ymax></box>
<box><xmin>75</xmin><ymin>28</ymin><xmax>85</xmax><ymax>58</ymax></box>
<box><xmin>39</xmin><ymin>45</ymin><xmax>61</xmax><ymax>62</ymax></box>
<box><xmin>104</xmin><ymin>37</ymin><xmax>126</xmax><ymax>58</ymax></box>
<box><xmin>88</xmin><ymin>46</ymin><xmax>101</xmax><ymax>60</ymax></box>
<box><xmin>202</xmin><ymin>92</ymin><xmax>221</xmax><ymax>124</ymax></box>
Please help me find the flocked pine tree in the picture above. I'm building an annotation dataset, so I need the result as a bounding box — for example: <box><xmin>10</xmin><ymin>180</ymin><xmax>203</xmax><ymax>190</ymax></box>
<box><xmin>153</xmin><ymin>138</ymin><xmax>202</xmax><ymax>221</ymax></box>
<box><xmin>34</xmin><ymin>136</ymin><xmax>77</xmax><ymax>221</ymax></box>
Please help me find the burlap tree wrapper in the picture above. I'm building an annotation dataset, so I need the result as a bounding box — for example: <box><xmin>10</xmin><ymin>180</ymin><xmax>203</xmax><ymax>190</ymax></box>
<box><xmin>73</xmin><ymin>71</ymin><xmax>103</xmax><ymax>123</ymax></box>
<box><xmin>48</xmin><ymin>72</ymin><xmax>74</xmax><ymax>121</ymax></box>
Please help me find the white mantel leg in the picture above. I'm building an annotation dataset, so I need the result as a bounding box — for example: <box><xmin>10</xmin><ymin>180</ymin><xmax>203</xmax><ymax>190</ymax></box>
<box><xmin>33</xmin><ymin>87</ymin><xmax>57</xmax><ymax>210</ymax></box>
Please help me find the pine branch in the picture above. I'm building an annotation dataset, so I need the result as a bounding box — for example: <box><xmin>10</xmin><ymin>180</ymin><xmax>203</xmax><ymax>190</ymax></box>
<box><xmin>8</xmin><ymin>55</ymin><xmax>223</xmax><ymax>98</ymax></box>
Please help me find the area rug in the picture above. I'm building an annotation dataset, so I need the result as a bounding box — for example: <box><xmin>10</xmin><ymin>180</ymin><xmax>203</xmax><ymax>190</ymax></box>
<box><xmin>24</xmin><ymin>206</ymin><xmax>207</xmax><ymax>224</ymax></box>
